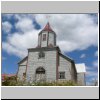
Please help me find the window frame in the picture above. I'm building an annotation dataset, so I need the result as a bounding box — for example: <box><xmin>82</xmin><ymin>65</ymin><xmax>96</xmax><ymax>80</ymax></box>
<box><xmin>59</xmin><ymin>72</ymin><xmax>65</xmax><ymax>79</ymax></box>
<box><xmin>42</xmin><ymin>34</ymin><xmax>46</xmax><ymax>41</ymax></box>
<box><xmin>38</xmin><ymin>51</ymin><xmax>45</xmax><ymax>59</ymax></box>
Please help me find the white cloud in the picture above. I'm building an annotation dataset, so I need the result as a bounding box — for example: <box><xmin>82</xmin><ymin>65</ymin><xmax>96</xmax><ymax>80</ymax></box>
<box><xmin>86</xmin><ymin>78</ymin><xmax>98</xmax><ymax>86</ymax></box>
<box><xmin>2</xmin><ymin>14</ymin><xmax>40</xmax><ymax>58</ymax></box>
<box><xmin>80</xmin><ymin>54</ymin><xmax>86</xmax><ymax>58</ymax></box>
<box><xmin>14</xmin><ymin>14</ymin><xmax>34</xmax><ymax>21</ymax></box>
<box><xmin>85</xmin><ymin>62</ymin><xmax>98</xmax><ymax>85</ymax></box>
<box><xmin>35</xmin><ymin>14</ymin><xmax>98</xmax><ymax>52</ymax></box>
<box><xmin>2</xmin><ymin>29</ymin><xmax>40</xmax><ymax>58</ymax></box>
<box><xmin>2</xmin><ymin>14</ymin><xmax>98</xmax><ymax>58</ymax></box>
<box><xmin>93</xmin><ymin>60</ymin><xmax>98</xmax><ymax>67</ymax></box>
<box><xmin>2</xmin><ymin>21</ymin><xmax>12</xmax><ymax>33</ymax></box>
<box><xmin>86</xmin><ymin>70</ymin><xmax>98</xmax><ymax>77</ymax></box>
<box><xmin>86</xmin><ymin>66</ymin><xmax>98</xmax><ymax>82</ymax></box>
<box><xmin>95</xmin><ymin>51</ymin><xmax>98</xmax><ymax>56</ymax></box>
<box><xmin>2</xmin><ymin>42</ymin><xmax>27</xmax><ymax>58</ymax></box>
<box><xmin>2</xmin><ymin>14</ymin><xmax>13</xmax><ymax>19</ymax></box>
<box><xmin>15</xmin><ymin>18</ymin><xmax>34</xmax><ymax>32</ymax></box>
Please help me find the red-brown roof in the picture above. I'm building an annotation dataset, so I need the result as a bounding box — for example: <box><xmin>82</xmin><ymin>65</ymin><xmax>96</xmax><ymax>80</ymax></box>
<box><xmin>2</xmin><ymin>74</ymin><xmax>16</xmax><ymax>81</ymax></box>
<box><xmin>42</xmin><ymin>22</ymin><xmax>53</xmax><ymax>32</ymax></box>
<box><xmin>2</xmin><ymin>74</ymin><xmax>16</xmax><ymax>77</ymax></box>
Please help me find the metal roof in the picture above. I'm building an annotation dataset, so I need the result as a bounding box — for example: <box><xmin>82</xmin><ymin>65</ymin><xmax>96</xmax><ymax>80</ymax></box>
<box><xmin>39</xmin><ymin>22</ymin><xmax>56</xmax><ymax>36</ymax></box>
<box><xmin>42</xmin><ymin>22</ymin><xmax>53</xmax><ymax>32</ymax></box>
<box><xmin>75</xmin><ymin>63</ymin><xmax>86</xmax><ymax>73</ymax></box>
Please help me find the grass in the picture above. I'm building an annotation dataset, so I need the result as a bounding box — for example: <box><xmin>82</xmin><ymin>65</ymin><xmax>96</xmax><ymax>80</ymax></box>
<box><xmin>31</xmin><ymin>81</ymin><xmax>78</xmax><ymax>86</ymax></box>
<box><xmin>2</xmin><ymin>80</ymin><xmax>78</xmax><ymax>86</ymax></box>
<box><xmin>2</xmin><ymin>76</ymin><xmax>78</xmax><ymax>86</ymax></box>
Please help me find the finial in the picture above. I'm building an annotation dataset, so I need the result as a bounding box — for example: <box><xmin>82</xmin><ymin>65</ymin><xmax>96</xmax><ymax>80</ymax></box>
<box><xmin>46</xmin><ymin>15</ymin><xmax>51</xmax><ymax>23</ymax></box>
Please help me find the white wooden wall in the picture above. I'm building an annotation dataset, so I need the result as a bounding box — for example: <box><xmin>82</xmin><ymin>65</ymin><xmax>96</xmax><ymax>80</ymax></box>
<box><xmin>48</xmin><ymin>32</ymin><xmax>54</xmax><ymax>46</ymax></box>
<box><xmin>58</xmin><ymin>56</ymin><xmax>72</xmax><ymax>81</ymax></box>
<box><xmin>77</xmin><ymin>73</ymin><xmax>86</xmax><ymax>86</ymax></box>
<box><xmin>17</xmin><ymin>59</ymin><xmax>27</xmax><ymax>80</ymax></box>
<box><xmin>26</xmin><ymin>50</ymin><xmax>57</xmax><ymax>82</ymax></box>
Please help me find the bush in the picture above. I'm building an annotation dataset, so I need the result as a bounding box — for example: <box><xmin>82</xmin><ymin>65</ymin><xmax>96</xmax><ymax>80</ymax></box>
<box><xmin>31</xmin><ymin>80</ymin><xmax>78</xmax><ymax>86</ymax></box>
<box><xmin>2</xmin><ymin>78</ymin><xmax>78</xmax><ymax>86</ymax></box>
<box><xmin>2</xmin><ymin>76</ymin><xmax>17</xmax><ymax>86</ymax></box>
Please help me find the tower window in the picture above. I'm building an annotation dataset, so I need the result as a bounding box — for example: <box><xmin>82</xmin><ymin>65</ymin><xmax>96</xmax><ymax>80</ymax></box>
<box><xmin>38</xmin><ymin>51</ymin><xmax>45</xmax><ymax>59</ymax></box>
<box><xmin>59</xmin><ymin>72</ymin><xmax>65</xmax><ymax>79</ymax></box>
<box><xmin>43</xmin><ymin>34</ymin><xmax>46</xmax><ymax>41</ymax></box>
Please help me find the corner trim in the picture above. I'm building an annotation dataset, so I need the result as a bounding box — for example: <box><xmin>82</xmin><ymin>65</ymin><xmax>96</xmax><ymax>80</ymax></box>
<box><xmin>56</xmin><ymin>50</ymin><xmax>59</xmax><ymax>80</ymax></box>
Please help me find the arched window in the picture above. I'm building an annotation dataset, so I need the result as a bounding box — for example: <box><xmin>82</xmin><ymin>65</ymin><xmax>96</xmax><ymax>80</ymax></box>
<box><xmin>36</xmin><ymin>67</ymin><xmax>45</xmax><ymax>74</ymax></box>
<box><xmin>38</xmin><ymin>51</ymin><xmax>45</xmax><ymax>59</ymax></box>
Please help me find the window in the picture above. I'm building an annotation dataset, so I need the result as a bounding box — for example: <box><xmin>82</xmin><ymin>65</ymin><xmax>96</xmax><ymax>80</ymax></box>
<box><xmin>38</xmin><ymin>51</ymin><xmax>45</xmax><ymax>59</ymax></box>
<box><xmin>59</xmin><ymin>72</ymin><xmax>65</xmax><ymax>79</ymax></box>
<box><xmin>36</xmin><ymin>67</ymin><xmax>45</xmax><ymax>74</ymax></box>
<box><xmin>23</xmin><ymin>73</ymin><xmax>26</xmax><ymax>77</ymax></box>
<box><xmin>43</xmin><ymin>34</ymin><xmax>46</xmax><ymax>41</ymax></box>
<box><xmin>23</xmin><ymin>73</ymin><xmax>26</xmax><ymax>80</ymax></box>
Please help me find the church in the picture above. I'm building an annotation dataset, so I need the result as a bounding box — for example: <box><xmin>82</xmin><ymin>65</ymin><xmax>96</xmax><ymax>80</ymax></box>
<box><xmin>17</xmin><ymin>22</ymin><xmax>86</xmax><ymax>85</ymax></box>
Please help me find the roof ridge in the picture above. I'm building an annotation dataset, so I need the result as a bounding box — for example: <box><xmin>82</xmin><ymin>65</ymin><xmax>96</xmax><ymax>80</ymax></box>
<box><xmin>59</xmin><ymin>52</ymin><xmax>74</xmax><ymax>62</ymax></box>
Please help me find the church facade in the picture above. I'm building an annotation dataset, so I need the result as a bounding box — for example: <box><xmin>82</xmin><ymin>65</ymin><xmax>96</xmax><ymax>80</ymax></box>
<box><xmin>17</xmin><ymin>23</ymin><xmax>85</xmax><ymax>85</ymax></box>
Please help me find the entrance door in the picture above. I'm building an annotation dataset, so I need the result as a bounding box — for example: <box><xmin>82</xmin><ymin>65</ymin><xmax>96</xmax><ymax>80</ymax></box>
<box><xmin>36</xmin><ymin>67</ymin><xmax>45</xmax><ymax>82</ymax></box>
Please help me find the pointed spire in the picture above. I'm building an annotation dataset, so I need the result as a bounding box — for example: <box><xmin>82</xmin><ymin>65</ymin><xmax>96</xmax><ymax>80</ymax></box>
<box><xmin>42</xmin><ymin>22</ymin><xmax>53</xmax><ymax>32</ymax></box>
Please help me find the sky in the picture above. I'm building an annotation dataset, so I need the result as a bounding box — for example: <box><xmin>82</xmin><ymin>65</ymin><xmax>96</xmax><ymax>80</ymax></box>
<box><xmin>1</xmin><ymin>14</ymin><xmax>98</xmax><ymax>85</ymax></box>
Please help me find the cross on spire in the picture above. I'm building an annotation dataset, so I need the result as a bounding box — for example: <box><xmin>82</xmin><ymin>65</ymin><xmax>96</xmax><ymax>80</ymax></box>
<box><xmin>46</xmin><ymin>15</ymin><xmax>51</xmax><ymax>22</ymax></box>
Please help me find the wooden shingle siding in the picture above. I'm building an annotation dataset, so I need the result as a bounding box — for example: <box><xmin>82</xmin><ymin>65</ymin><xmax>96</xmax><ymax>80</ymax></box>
<box><xmin>26</xmin><ymin>50</ymin><xmax>57</xmax><ymax>82</ymax></box>
<box><xmin>48</xmin><ymin>32</ymin><xmax>55</xmax><ymax>46</ymax></box>
<box><xmin>58</xmin><ymin>55</ymin><xmax>72</xmax><ymax>81</ymax></box>
<box><xmin>17</xmin><ymin>65</ymin><xmax>26</xmax><ymax>80</ymax></box>
<box><xmin>17</xmin><ymin>57</ymin><xmax>27</xmax><ymax>80</ymax></box>
<box><xmin>77</xmin><ymin>73</ymin><xmax>86</xmax><ymax>86</ymax></box>
<box><xmin>70</xmin><ymin>62</ymin><xmax>77</xmax><ymax>82</ymax></box>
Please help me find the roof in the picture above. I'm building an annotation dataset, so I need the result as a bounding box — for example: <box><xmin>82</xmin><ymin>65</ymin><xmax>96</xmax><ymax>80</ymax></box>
<box><xmin>2</xmin><ymin>74</ymin><xmax>16</xmax><ymax>81</ymax></box>
<box><xmin>39</xmin><ymin>22</ymin><xmax>56</xmax><ymax>36</ymax></box>
<box><xmin>28</xmin><ymin>46</ymin><xmax>61</xmax><ymax>52</ymax></box>
<box><xmin>2</xmin><ymin>74</ymin><xmax>16</xmax><ymax>77</ymax></box>
<box><xmin>42</xmin><ymin>22</ymin><xmax>53</xmax><ymax>32</ymax></box>
<box><xmin>75</xmin><ymin>63</ymin><xmax>86</xmax><ymax>73</ymax></box>
<box><xmin>59</xmin><ymin>52</ymin><xmax>74</xmax><ymax>62</ymax></box>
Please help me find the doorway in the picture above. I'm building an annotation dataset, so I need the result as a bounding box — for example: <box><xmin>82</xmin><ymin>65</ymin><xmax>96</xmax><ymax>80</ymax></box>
<box><xmin>35</xmin><ymin>67</ymin><xmax>46</xmax><ymax>82</ymax></box>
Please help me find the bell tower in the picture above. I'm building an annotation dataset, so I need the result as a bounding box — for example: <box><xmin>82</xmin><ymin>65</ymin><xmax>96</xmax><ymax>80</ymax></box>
<box><xmin>38</xmin><ymin>22</ymin><xmax>56</xmax><ymax>48</ymax></box>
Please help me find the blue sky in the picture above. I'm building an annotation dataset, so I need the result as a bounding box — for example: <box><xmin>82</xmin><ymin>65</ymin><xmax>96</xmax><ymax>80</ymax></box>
<box><xmin>2</xmin><ymin>14</ymin><xmax>98</xmax><ymax>85</ymax></box>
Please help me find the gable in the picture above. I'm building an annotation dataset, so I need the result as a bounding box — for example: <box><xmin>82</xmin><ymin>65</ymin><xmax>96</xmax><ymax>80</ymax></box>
<box><xmin>18</xmin><ymin>56</ymin><xmax>28</xmax><ymax>65</ymax></box>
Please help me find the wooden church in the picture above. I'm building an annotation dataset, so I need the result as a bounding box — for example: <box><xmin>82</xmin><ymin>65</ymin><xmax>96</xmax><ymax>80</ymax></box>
<box><xmin>17</xmin><ymin>22</ymin><xmax>86</xmax><ymax>85</ymax></box>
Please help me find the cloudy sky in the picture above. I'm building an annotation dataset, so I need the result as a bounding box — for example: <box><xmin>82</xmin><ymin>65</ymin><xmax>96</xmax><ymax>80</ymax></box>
<box><xmin>2</xmin><ymin>14</ymin><xmax>98</xmax><ymax>85</ymax></box>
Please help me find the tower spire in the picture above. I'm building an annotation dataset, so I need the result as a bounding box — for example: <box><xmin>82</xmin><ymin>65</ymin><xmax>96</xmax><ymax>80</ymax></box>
<box><xmin>42</xmin><ymin>22</ymin><xmax>53</xmax><ymax>32</ymax></box>
<box><xmin>38</xmin><ymin>22</ymin><xmax>56</xmax><ymax>48</ymax></box>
